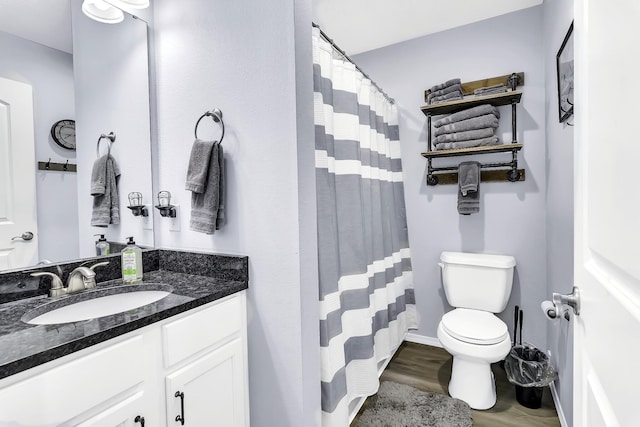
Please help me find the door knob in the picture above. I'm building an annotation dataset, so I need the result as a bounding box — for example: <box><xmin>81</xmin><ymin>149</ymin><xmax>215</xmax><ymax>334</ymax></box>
<box><xmin>552</xmin><ymin>286</ymin><xmax>581</xmax><ymax>316</ymax></box>
<box><xmin>11</xmin><ymin>232</ymin><xmax>34</xmax><ymax>241</ymax></box>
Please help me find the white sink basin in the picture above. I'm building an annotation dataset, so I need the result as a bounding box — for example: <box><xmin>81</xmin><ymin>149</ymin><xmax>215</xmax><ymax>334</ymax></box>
<box><xmin>22</xmin><ymin>284</ymin><xmax>172</xmax><ymax>325</ymax></box>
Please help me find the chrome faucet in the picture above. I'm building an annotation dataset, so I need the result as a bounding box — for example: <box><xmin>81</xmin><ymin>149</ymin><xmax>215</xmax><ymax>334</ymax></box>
<box><xmin>31</xmin><ymin>261</ymin><xmax>110</xmax><ymax>297</ymax></box>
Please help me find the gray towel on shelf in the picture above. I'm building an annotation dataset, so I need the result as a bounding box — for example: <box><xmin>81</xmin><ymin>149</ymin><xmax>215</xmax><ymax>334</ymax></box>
<box><xmin>427</xmin><ymin>84</ymin><xmax>462</xmax><ymax>102</ymax></box>
<box><xmin>189</xmin><ymin>141</ymin><xmax>223</xmax><ymax>234</ymax></box>
<box><xmin>458</xmin><ymin>161</ymin><xmax>480</xmax><ymax>215</ymax></box>
<box><xmin>434</xmin><ymin>104</ymin><xmax>500</xmax><ymax>127</ymax></box>
<box><xmin>435</xmin><ymin>128</ymin><xmax>495</xmax><ymax>144</ymax></box>
<box><xmin>90</xmin><ymin>155</ymin><xmax>120</xmax><ymax>227</ymax></box>
<box><xmin>435</xmin><ymin>136</ymin><xmax>501</xmax><ymax>151</ymax></box>
<box><xmin>434</xmin><ymin>114</ymin><xmax>499</xmax><ymax>136</ymax></box>
<box><xmin>473</xmin><ymin>84</ymin><xmax>507</xmax><ymax>96</ymax></box>
<box><xmin>429</xmin><ymin>91</ymin><xmax>463</xmax><ymax>105</ymax></box>
<box><xmin>429</xmin><ymin>78</ymin><xmax>461</xmax><ymax>93</ymax></box>
<box><xmin>185</xmin><ymin>139</ymin><xmax>215</xmax><ymax>193</ymax></box>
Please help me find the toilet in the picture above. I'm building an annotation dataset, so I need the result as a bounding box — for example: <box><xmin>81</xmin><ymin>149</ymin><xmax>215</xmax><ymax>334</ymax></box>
<box><xmin>437</xmin><ymin>251</ymin><xmax>516</xmax><ymax>410</ymax></box>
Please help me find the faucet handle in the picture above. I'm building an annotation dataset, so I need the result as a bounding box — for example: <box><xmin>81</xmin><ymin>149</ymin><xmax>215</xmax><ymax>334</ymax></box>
<box><xmin>31</xmin><ymin>271</ymin><xmax>65</xmax><ymax>297</ymax></box>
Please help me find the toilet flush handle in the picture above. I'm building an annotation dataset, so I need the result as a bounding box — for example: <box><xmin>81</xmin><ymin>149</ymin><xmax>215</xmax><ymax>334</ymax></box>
<box><xmin>438</xmin><ymin>262</ymin><xmax>444</xmax><ymax>269</ymax></box>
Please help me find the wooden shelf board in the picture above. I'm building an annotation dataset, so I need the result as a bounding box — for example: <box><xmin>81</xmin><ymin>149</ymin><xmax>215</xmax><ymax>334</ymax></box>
<box><xmin>429</xmin><ymin>168</ymin><xmax>526</xmax><ymax>185</ymax></box>
<box><xmin>421</xmin><ymin>143</ymin><xmax>523</xmax><ymax>159</ymax></box>
<box><xmin>424</xmin><ymin>72</ymin><xmax>525</xmax><ymax>101</ymax></box>
<box><xmin>421</xmin><ymin>90</ymin><xmax>522</xmax><ymax>116</ymax></box>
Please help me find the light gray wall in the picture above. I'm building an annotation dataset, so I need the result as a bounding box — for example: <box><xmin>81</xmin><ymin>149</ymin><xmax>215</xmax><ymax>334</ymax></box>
<box><xmin>0</xmin><ymin>30</ymin><xmax>78</xmax><ymax>263</ymax></box>
<box><xmin>152</xmin><ymin>0</ymin><xmax>318</xmax><ymax>425</ymax></box>
<box><xmin>543</xmin><ymin>0</ymin><xmax>574</xmax><ymax>425</ymax></box>
<box><xmin>71</xmin><ymin>0</ymin><xmax>153</xmax><ymax>255</ymax></box>
<box><xmin>354</xmin><ymin>6</ymin><xmax>548</xmax><ymax>348</ymax></box>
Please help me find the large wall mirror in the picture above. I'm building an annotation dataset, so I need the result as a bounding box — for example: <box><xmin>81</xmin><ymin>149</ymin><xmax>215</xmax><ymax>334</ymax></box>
<box><xmin>0</xmin><ymin>0</ymin><xmax>154</xmax><ymax>272</ymax></box>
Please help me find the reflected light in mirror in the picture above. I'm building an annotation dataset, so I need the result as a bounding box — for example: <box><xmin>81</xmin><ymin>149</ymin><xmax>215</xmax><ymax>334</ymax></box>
<box><xmin>82</xmin><ymin>0</ymin><xmax>124</xmax><ymax>24</ymax></box>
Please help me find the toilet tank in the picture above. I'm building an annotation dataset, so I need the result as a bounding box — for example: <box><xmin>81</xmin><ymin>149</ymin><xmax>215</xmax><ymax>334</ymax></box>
<box><xmin>440</xmin><ymin>251</ymin><xmax>516</xmax><ymax>313</ymax></box>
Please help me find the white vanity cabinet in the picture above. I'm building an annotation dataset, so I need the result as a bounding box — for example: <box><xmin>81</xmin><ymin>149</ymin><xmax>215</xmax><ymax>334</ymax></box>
<box><xmin>0</xmin><ymin>291</ymin><xmax>248</xmax><ymax>427</ymax></box>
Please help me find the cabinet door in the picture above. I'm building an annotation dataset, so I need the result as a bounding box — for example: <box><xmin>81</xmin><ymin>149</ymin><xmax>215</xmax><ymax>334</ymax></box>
<box><xmin>70</xmin><ymin>390</ymin><xmax>151</xmax><ymax>427</ymax></box>
<box><xmin>166</xmin><ymin>338</ymin><xmax>247</xmax><ymax>426</ymax></box>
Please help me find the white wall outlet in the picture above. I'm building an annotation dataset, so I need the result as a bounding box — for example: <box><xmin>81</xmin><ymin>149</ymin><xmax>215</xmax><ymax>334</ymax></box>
<box><xmin>142</xmin><ymin>204</ymin><xmax>153</xmax><ymax>230</ymax></box>
<box><xmin>169</xmin><ymin>205</ymin><xmax>180</xmax><ymax>232</ymax></box>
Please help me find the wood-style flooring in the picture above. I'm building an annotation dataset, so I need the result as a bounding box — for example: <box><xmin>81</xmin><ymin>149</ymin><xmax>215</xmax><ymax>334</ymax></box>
<box><xmin>352</xmin><ymin>342</ymin><xmax>561</xmax><ymax>427</ymax></box>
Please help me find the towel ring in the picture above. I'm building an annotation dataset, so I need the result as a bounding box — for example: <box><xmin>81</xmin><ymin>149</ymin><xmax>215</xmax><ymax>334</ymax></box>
<box><xmin>194</xmin><ymin>108</ymin><xmax>225</xmax><ymax>143</ymax></box>
<box><xmin>96</xmin><ymin>132</ymin><xmax>116</xmax><ymax>157</ymax></box>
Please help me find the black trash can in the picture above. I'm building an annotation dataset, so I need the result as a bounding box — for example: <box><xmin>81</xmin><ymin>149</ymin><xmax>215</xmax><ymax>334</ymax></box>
<box><xmin>504</xmin><ymin>345</ymin><xmax>557</xmax><ymax>409</ymax></box>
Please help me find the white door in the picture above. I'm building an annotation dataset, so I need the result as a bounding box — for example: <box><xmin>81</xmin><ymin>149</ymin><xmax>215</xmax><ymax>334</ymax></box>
<box><xmin>573</xmin><ymin>1</ymin><xmax>640</xmax><ymax>425</ymax></box>
<box><xmin>0</xmin><ymin>77</ymin><xmax>38</xmax><ymax>270</ymax></box>
<box><xmin>165</xmin><ymin>338</ymin><xmax>247</xmax><ymax>426</ymax></box>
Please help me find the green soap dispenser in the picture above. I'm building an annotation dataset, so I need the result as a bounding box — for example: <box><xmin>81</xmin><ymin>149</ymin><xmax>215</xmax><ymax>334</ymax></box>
<box><xmin>121</xmin><ymin>236</ymin><xmax>143</xmax><ymax>283</ymax></box>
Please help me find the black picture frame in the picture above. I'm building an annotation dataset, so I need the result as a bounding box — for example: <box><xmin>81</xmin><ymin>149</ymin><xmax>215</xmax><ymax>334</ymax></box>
<box><xmin>556</xmin><ymin>22</ymin><xmax>574</xmax><ymax>123</ymax></box>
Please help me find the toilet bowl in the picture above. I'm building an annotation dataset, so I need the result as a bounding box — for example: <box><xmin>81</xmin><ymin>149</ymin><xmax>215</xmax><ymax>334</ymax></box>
<box><xmin>437</xmin><ymin>251</ymin><xmax>516</xmax><ymax>410</ymax></box>
<box><xmin>437</xmin><ymin>308</ymin><xmax>511</xmax><ymax>409</ymax></box>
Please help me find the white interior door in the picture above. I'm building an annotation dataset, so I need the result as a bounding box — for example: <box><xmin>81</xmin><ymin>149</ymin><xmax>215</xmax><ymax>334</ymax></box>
<box><xmin>0</xmin><ymin>77</ymin><xmax>38</xmax><ymax>271</ymax></box>
<box><xmin>573</xmin><ymin>1</ymin><xmax>640</xmax><ymax>425</ymax></box>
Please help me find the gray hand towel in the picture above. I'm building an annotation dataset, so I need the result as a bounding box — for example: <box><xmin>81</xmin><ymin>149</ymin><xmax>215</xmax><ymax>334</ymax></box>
<box><xmin>429</xmin><ymin>78</ymin><xmax>461</xmax><ymax>93</ymax></box>
<box><xmin>185</xmin><ymin>139</ymin><xmax>215</xmax><ymax>193</ymax></box>
<box><xmin>434</xmin><ymin>104</ymin><xmax>500</xmax><ymax>128</ymax></box>
<box><xmin>91</xmin><ymin>155</ymin><xmax>120</xmax><ymax>226</ymax></box>
<box><xmin>434</xmin><ymin>114</ymin><xmax>499</xmax><ymax>136</ymax></box>
<box><xmin>473</xmin><ymin>84</ymin><xmax>507</xmax><ymax>96</ymax></box>
<box><xmin>434</xmin><ymin>128</ymin><xmax>495</xmax><ymax>144</ymax></box>
<box><xmin>429</xmin><ymin>91</ymin><xmax>463</xmax><ymax>105</ymax></box>
<box><xmin>427</xmin><ymin>84</ymin><xmax>462</xmax><ymax>102</ymax></box>
<box><xmin>215</xmin><ymin>143</ymin><xmax>225</xmax><ymax>230</ymax></box>
<box><xmin>458</xmin><ymin>161</ymin><xmax>480</xmax><ymax>215</ymax></box>
<box><xmin>435</xmin><ymin>136</ymin><xmax>501</xmax><ymax>151</ymax></box>
<box><xmin>190</xmin><ymin>142</ymin><xmax>222</xmax><ymax>234</ymax></box>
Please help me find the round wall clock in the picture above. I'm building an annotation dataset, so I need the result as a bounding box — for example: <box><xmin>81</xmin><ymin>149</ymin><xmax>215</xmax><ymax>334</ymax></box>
<box><xmin>50</xmin><ymin>119</ymin><xmax>76</xmax><ymax>150</ymax></box>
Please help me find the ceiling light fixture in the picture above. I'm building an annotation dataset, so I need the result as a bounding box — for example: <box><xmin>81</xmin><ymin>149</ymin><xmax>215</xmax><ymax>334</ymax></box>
<box><xmin>114</xmin><ymin>0</ymin><xmax>150</xmax><ymax>9</ymax></box>
<box><xmin>81</xmin><ymin>0</ymin><xmax>124</xmax><ymax>24</ymax></box>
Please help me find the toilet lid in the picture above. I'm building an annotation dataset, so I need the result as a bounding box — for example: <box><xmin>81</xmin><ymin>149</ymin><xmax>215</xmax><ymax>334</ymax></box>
<box><xmin>441</xmin><ymin>308</ymin><xmax>509</xmax><ymax>345</ymax></box>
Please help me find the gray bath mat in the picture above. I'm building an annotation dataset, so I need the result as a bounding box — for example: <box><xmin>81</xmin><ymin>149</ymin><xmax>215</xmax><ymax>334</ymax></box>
<box><xmin>354</xmin><ymin>381</ymin><xmax>472</xmax><ymax>427</ymax></box>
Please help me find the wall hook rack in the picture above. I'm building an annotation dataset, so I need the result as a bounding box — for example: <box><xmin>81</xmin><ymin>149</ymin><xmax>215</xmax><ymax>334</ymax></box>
<box><xmin>37</xmin><ymin>159</ymin><xmax>77</xmax><ymax>173</ymax></box>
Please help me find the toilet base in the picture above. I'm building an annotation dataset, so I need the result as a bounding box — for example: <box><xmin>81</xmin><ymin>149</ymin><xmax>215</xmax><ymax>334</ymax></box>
<box><xmin>448</xmin><ymin>356</ymin><xmax>496</xmax><ymax>410</ymax></box>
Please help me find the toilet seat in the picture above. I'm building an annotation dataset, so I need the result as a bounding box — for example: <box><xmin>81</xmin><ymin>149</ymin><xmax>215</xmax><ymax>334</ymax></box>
<box><xmin>441</xmin><ymin>308</ymin><xmax>508</xmax><ymax>345</ymax></box>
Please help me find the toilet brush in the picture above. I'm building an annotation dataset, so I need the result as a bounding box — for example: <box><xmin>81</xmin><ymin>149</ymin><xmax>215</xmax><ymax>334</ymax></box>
<box><xmin>518</xmin><ymin>309</ymin><xmax>523</xmax><ymax>345</ymax></box>
<box><xmin>513</xmin><ymin>305</ymin><xmax>519</xmax><ymax>346</ymax></box>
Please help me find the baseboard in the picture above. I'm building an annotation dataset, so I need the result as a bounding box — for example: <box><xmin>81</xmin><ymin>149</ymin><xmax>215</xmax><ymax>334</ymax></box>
<box><xmin>404</xmin><ymin>333</ymin><xmax>442</xmax><ymax>348</ymax></box>
<box><xmin>549</xmin><ymin>381</ymin><xmax>569</xmax><ymax>427</ymax></box>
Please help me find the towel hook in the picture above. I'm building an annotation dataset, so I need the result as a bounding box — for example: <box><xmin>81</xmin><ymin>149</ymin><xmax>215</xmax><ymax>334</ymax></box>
<box><xmin>96</xmin><ymin>132</ymin><xmax>116</xmax><ymax>157</ymax></box>
<box><xmin>194</xmin><ymin>108</ymin><xmax>225</xmax><ymax>143</ymax></box>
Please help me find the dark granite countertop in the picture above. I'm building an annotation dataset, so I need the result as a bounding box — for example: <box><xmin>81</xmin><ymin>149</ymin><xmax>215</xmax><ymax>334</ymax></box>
<box><xmin>0</xmin><ymin>250</ymin><xmax>248</xmax><ymax>380</ymax></box>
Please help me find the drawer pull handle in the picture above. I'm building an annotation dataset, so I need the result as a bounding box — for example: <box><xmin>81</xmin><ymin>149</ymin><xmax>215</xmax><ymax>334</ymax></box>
<box><xmin>175</xmin><ymin>391</ymin><xmax>185</xmax><ymax>425</ymax></box>
<box><xmin>134</xmin><ymin>415</ymin><xmax>145</xmax><ymax>426</ymax></box>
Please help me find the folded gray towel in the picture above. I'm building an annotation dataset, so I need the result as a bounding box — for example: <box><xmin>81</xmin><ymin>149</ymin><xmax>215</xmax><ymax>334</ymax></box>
<box><xmin>473</xmin><ymin>84</ymin><xmax>507</xmax><ymax>95</ymax></box>
<box><xmin>190</xmin><ymin>142</ymin><xmax>223</xmax><ymax>234</ymax></box>
<box><xmin>429</xmin><ymin>78</ymin><xmax>461</xmax><ymax>93</ymax></box>
<box><xmin>427</xmin><ymin>84</ymin><xmax>462</xmax><ymax>102</ymax></box>
<box><xmin>458</xmin><ymin>161</ymin><xmax>480</xmax><ymax>215</ymax></box>
<box><xmin>433</xmin><ymin>104</ymin><xmax>500</xmax><ymax>128</ymax></box>
<box><xmin>185</xmin><ymin>139</ymin><xmax>215</xmax><ymax>193</ymax></box>
<box><xmin>435</xmin><ymin>136</ymin><xmax>501</xmax><ymax>151</ymax></box>
<box><xmin>91</xmin><ymin>155</ymin><xmax>120</xmax><ymax>227</ymax></box>
<box><xmin>434</xmin><ymin>128</ymin><xmax>495</xmax><ymax>144</ymax></box>
<box><xmin>429</xmin><ymin>91</ymin><xmax>463</xmax><ymax>105</ymax></box>
<box><xmin>434</xmin><ymin>114</ymin><xmax>499</xmax><ymax>136</ymax></box>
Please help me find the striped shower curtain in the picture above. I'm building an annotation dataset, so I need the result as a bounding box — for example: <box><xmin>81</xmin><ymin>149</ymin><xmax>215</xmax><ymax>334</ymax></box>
<box><xmin>313</xmin><ymin>27</ymin><xmax>417</xmax><ymax>426</ymax></box>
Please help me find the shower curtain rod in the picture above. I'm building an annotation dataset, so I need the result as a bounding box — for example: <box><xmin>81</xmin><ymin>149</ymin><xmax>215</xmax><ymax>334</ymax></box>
<box><xmin>312</xmin><ymin>22</ymin><xmax>395</xmax><ymax>104</ymax></box>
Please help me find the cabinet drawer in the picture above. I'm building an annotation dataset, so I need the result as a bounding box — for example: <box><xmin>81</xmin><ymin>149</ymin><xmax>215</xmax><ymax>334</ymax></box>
<box><xmin>162</xmin><ymin>295</ymin><xmax>242</xmax><ymax>367</ymax></box>
<box><xmin>0</xmin><ymin>334</ymin><xmax>145</xmax><ymax>425</ymax></box>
